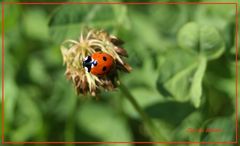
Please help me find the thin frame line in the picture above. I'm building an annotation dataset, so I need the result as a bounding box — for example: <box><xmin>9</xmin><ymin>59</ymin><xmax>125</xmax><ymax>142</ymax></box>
<box><xmin>1</xmin><ymin>2</ymin><xmax>4</xmax><ymax>145</ymax></box>
<box><xmin>3</xmin><ymin>141</ymin><xmax>238</xmax><ymax>144</ymax></box>
<box><xmin>1</xmin><ymin>1</ymin><xmax>238</xmax><ymax>5</ymax></box>
<box><xmin>235</xmin><ymin>2</ymin><xmax>239</xmax><ymax>143</ymax></box>
<box><xmin>1</xmin><ymin>1</ymin><xmax>238</xmax><ymax>144</ymax></box>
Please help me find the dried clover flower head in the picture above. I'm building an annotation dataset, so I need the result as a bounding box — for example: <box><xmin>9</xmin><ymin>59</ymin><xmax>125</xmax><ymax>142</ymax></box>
<box><xmin>61</xmin><ymin>29</ymin><xmax>132</xmax><ymax>96</ymax></box>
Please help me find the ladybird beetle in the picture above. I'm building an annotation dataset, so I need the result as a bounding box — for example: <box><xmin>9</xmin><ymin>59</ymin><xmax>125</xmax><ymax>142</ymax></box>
<box><xmin>83</xmin><ymin>52</ymin><xmax>114</xmax><ymax>76</ymax></box>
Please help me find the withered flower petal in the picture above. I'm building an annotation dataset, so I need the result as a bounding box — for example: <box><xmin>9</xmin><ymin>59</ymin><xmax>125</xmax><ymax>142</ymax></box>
<box><xmin>61</xmin><ymin>29</ymin><xmax>132</xmax><ymax>96</ymax></box>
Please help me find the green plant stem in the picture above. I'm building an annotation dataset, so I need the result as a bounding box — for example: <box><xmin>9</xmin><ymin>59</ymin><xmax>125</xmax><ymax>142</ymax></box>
<box><xmin>64</xmin><ymin>100</ymin><xmax>78</xmax><ymax>146</ymax></box>
<box><xmin>119</xmin><ymin>84</ymin><xmax>167</xmax><ymax>142</ymax></box>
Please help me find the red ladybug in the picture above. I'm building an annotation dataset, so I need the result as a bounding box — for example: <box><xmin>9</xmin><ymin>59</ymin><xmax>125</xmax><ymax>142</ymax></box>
<box><xmin>83</xmin><ymin>52</ymin><xmax>114</xmax><ymax>76</ymax></box>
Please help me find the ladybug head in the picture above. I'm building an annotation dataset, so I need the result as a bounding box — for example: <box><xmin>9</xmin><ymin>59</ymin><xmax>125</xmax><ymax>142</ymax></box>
<box><xmin>83</xmin><ymin>56</ymin><xmax>92</xmax><ymax>72</ymax></box>
<box><xmin>83</xmin><ymin>56</ymin><xmax>98</xmax><ymax>72</ymax></box>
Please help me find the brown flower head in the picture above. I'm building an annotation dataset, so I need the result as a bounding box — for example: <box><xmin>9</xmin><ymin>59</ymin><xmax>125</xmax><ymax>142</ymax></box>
<box><xmin>61</xmin><ymin>29</ymin><xmax>132</xmax><ymax>96</ymax></box>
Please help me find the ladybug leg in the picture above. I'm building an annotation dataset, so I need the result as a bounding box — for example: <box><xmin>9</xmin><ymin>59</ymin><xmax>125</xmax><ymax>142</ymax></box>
<box><xmin>84</xmin><ymin>66</ymin><xmax>91</xmax><ymax>72</ymax></box>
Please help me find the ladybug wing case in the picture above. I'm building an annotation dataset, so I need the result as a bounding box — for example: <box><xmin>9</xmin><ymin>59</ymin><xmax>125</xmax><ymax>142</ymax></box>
<box><xmin>90</xmin><ymin>53</ymin><xmax>114</xmax><ymax>76</ymax></box>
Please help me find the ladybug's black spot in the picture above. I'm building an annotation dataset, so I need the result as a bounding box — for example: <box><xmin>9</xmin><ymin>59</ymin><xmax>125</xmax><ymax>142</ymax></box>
<box><xmin>103</xmin><ymin>56</ymin><xmax>107</xmax><ymax>61</ymax></box>
<box><xmin>102</xmin><ymin>66</ymin><xmax>107</xmax><ymax>72</ymax></box>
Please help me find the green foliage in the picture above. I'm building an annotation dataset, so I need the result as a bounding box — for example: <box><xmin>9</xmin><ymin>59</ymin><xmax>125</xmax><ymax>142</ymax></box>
<box><xmin>49</xmin><ymin>2</ymin><xmax>128</xmax><ymax>44</ymax></box>
<box><xmin>77</xmin><ymin>102</ymin><xmax>132</xmax><ymax>143</ymax></box>
<box><xmin>178</xmin><ymin>22</ymin><xmax>225</xmax><ymax>60</ymax></box>
<box><xmin>23</xmin><ymin>9</ymin><xmax>49</xmax><ymax>41</ymax></box>
<box><xmin>2</xmin><ymin>0</ymin><xmax>238</xmax><ymax>145</ymax></box>
<box><xmin>156</xmin><ymin>49</ymin><xmax>207</xmax><ymax>107</ymax></box>
<box><xmin>178</xmin><ymin>22</ymin><xmax>200</xmax><ymax>52</ymax></box>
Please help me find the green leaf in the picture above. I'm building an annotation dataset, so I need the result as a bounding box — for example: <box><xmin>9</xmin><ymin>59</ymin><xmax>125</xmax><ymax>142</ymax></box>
<box><xmin>178</xmin><ymin>22</ymin><xmax>225</xmax><ymax>60</ymax></box>
<box><xmin>28</xmin><ymin>57</ymin><xmax>50</xmax><ymax>86</ymax></box>
<box><xmin>194</xmin><ymin>2</ymin><xmax>235</xmax><ymax>31</ymax></box>
<box><xmin>189</xmin><ymin>56</ymin><xmax>207</xmax><ymax>107</ymax></box>
<box><xmin>3</xmin><ymin>53</ymin><xmax>19</xmax><ymax>130</ymax></box>
<box><xmin>172</xmin><ymin>112</ymin><xmax>203</xmax><ymax>142</ymax></box>
<box><xmin>157</xmin><ymin>49</ymin><xmax>206</xmax><ymax>107</ymax></box>
<box><xmin>4</xmin><ymin>76</ymin><xmax>18</xmax><ymax>124</ymax></box>
<box><xmin>122</xmin><ymin>59</ymin><xmax>163</xmax><ymax>118</ymax></box>
<box><xmin>49</xmin><ymin>4</ymin><xmax>127</xmax><ymax>44</ymax></box>
<box><xmin>200</xmin><ymin>25</ymin><xmax>225</xmax><ymax>60</ymax></box>
<box><xmin>122</xmin><ymin>59</ymin><xmax>159</xmax><ymax>90</ymax></box>
<box><xmin>23</xmin><ymin>9</ymin><xmax>49</xmax><ymax>40</ymax></box>
<box><xmin>145</xmin><ymin>101</ymin><xmax>195</xmax><ymax>126</ymax></box>
<box><xmin>128</xmin><ymin>11</ymin><xmax>167</xmax><ymax>52</ymax></box>
<box><xmin>201</xmin><ymin>117</ymin><xmax>235</xmax><ymax>143</ymax></box>
<box><xmin>157</xmin><ymin>49</ymin><xmax>198</xmax><ymax>100</ymax></box>
<box><xmin>123</xmin><ymin>87</ymin><xmax>163</xmax><ymax>119</ymax></box>
<box><xmin>77</xmin><ymin>102</ymin><xmax>132</xmax><ymax>142</ymax></box>
<box><xmin>46</xmin><ymin>72</ymin><xmax>77</xmax><ymax>120</ymax></box>
<box><xmin>149</xmin><ymin>5</ymin><xmax>188</xmax><ymax>34</ymax></box>
<box><xmin>201</xmin><ymin>76</ymin><xmax>235</xmax><ymax>118</ymax></box>
<box><xmin>11</xmin><ymin>89</ymin><xmax>43</xmax><ymax>142</ymax></box>
<box><xmin>178</xmin><ymin>22</ymin><xmax>200</xmax><ymax>52</ymax></box>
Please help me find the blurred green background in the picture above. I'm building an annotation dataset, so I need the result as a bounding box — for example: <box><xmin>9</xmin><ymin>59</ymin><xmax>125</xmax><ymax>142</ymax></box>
<box><xmin>1</xmin><ymin>0</ymin><xmax>239</xmax><ymax>145</ymax></box>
